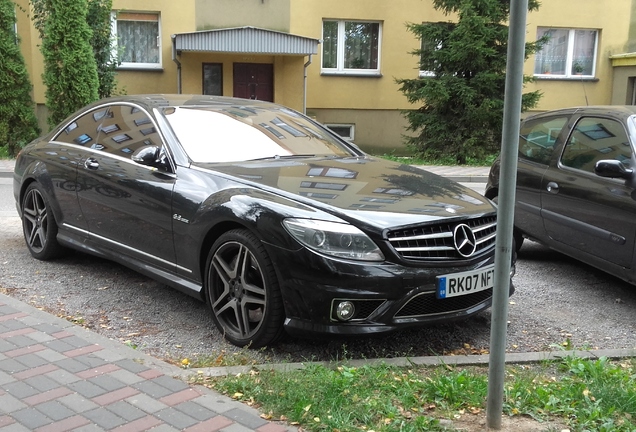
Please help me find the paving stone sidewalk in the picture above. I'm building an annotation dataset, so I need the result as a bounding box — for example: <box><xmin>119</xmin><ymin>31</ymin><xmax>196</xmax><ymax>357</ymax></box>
<box><xmin>0</xmin><ymin>293</ymin><xmax>295</xmax><ymax>432</ymax></box>
<box><xmin>0</xmin><ymin>160</ymin><xmax>14</xmax><ymax>178</ymax></box>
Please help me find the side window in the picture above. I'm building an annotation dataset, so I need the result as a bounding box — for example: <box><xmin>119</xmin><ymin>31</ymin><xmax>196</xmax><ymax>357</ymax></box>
<box><xmin>94</xmin><ymin>105</ymin><xmax>161</xmax><ymax>159</ymax></box>
<box><xmin>561</xmin><ymin>117</ymin><xmax>633</xmax><ymax>173</ymax></box>
<box><xmin>519</xmin><ymin>116</ymin><xmax>568</xmax><ymax>165</ymax></box>
<box><xmin>55</xmin><ymin>108</ymin><xmax>112</xmax><ymax>147</ymax></box>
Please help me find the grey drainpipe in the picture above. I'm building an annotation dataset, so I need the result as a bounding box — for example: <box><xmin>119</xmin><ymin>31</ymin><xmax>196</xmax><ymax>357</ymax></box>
<box><xmin>171</xmin><ymin>35</ymin><xmax>182</xmax><ymax>94</ymax></box>
<box><xmin>303</xmin><ymin>54</ymin><xmax>312</xmax><ymax>114</ymax></box>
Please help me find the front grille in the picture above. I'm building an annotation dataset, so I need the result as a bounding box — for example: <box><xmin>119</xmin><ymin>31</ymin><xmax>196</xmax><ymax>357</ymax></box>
<box><xmin>387</xmin><ymin>215</ymin><xmax>496</xmax><ymax>261</ymax></box>
<box><xmin>395</xmin><ymin>288</ymin><xmax>493</xmax><ymax>318</ymax></box>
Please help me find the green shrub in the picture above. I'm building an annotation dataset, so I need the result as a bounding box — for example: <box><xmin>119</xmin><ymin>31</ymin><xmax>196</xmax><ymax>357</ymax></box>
<box><xmin>41</xmin><ymin>0</ymin><xmax>99</xmax><ymax>128</ymax></box>
<box><xmin>0</xmin><ymin>0</ymin><xmax>40</xmax><ymax>156</ymax></box>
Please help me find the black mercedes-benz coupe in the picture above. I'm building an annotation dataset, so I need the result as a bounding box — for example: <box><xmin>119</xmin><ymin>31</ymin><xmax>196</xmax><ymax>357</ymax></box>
<box><xmin>14</xmin><ymin>95</ymin><xmax>511</xmax><ymax>347</ymax></box>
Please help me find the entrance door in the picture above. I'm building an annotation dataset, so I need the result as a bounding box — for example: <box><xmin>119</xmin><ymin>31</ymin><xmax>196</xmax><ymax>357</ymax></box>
<box><xmin>233</xmin><ymin>63</ymin><xmax>273</xmax><ymax>101</ymax></box>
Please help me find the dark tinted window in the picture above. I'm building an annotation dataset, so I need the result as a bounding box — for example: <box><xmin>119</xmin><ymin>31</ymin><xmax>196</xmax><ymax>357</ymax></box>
<box><xmin>203</xmin><ymin>63</ymin><xmax>223</xmax><ymax>96</ymax></box>
<box><xmin>561</xmin><ymin>117</ymin><xmax>633</xmax><ymax>173</ymax></box>
<box><xmin>519</xmin><ymin>116</ymin><xmax>568</xmax><ymax>165</ymax></box>
<box><xmin>94</xmin><ymin>105</ymin><xmax>161</xmax><ymax>159</ymax></box>
<box><xmin>55</xmin><ymin>108</ymin><xmax>112</xmax><ymax>147</ymax></box>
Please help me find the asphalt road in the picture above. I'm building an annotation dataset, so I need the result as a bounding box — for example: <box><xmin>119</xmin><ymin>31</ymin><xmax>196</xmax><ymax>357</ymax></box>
<box><xmin>2</xmin><ymin>178</ymin><xmax>636</xmax><ymax>365</ymax></box>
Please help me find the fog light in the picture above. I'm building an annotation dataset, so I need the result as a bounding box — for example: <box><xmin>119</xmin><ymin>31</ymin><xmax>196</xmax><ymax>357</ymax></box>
<box><xmin>336</xmin><ymin>301</ymin><xmax>356</xmax><ymax>321</ymax></box>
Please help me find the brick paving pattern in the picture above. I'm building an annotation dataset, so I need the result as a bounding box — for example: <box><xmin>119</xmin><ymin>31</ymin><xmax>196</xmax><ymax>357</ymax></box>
<box><xmin>0</xmin><ymin>296</ymin><xmax>295</xmax><ymax>431</ymax></box>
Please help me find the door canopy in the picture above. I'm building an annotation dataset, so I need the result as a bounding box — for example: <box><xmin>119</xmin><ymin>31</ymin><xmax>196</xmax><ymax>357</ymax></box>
<box><xmin>172</xmin><ymin>26</ymin><xmax>319</xmax><ymax>55</ymax></box>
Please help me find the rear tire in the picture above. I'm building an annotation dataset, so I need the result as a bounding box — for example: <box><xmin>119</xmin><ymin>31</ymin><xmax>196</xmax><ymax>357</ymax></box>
<box><xmin>21</xmin><ymin>183</ymin><xmax>65</xmax><ymax>260</ymax></box>
<box><xmin>205</xmin><ymin>229</ymin><xmax>285</xmax><ymax>348</ymax></box>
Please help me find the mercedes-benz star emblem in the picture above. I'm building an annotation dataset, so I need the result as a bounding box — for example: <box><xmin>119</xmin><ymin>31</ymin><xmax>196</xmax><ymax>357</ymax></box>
<box><xmin>453</xmin><ymin>223</ymin><xmax>477</xmax><ymax>257</ymax></box>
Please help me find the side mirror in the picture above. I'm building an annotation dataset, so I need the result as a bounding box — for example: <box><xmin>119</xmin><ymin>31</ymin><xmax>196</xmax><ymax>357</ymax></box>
<box><xmin>132</xmin><ymin>145</ymin><xmax>161</xmax><ymax>167</ymax></box>
<box><xmin>594</xmin><ymin>159</ymin><xmax>634</xmax><ymax>180</ymax></box>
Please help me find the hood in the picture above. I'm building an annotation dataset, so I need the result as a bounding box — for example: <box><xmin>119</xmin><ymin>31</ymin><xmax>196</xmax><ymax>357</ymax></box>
<box><xmin>193</xmin><ymin>156</ymin><xmax>495</xmax><ymax>229</ymax></box>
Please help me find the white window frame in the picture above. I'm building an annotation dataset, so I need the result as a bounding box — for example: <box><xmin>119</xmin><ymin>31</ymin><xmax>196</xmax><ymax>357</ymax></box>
<box><xmin>418</xmin><ymin>37</ymin><xmax>442</xmax><ymax>78</ymax></box>
<box><xmin>325</xmin><ymin>124</ymin><xmax>355</xmax><ymax>141</ymax></box>
<box><xmin>534</xmin><ymin>27</ymin><xmax>598</xmax><ymax>79</ymax></box>
<box><xmin>321</xmin><ymin>20</ymin><xmax>382</xmax><ymax>76</ymax></box>
<box><xmin>111</xmin><ymin>11</ymin><xmax>162</xmax><ymax>70</ymax></box>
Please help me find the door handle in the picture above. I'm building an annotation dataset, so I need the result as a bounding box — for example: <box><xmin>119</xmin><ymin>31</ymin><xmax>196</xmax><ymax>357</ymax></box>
<box><xmin>546</xmin><ymin>181</ymin><xmax>559</xmax><ymax>194</ymax></box>
<box><xmin>84</xmin><ymin>158</ymin><xmax>99</xmax><ymax>170</ymax></box>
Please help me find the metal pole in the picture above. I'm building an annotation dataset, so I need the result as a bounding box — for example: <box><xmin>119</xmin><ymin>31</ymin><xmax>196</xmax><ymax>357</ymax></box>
<box><xmin>171</xmin><ymin>35</ymin><xmax>182</xmax><ymax>94</ymax></box>
<box><xmin>303</xmin><ymin>55</ymin><xmax>313</xmax><ymax>114</ymax></box>
<box><xmin>486</xmin><ymin>0</ymin><xmax>528</xmax><ymax>428</ymax></box>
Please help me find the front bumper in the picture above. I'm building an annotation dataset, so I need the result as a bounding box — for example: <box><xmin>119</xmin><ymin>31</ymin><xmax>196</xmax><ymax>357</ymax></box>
<box><xmin>266</xmin><ymin>244</ymin><xmax>514</xmax><ymax>338</ymax></box>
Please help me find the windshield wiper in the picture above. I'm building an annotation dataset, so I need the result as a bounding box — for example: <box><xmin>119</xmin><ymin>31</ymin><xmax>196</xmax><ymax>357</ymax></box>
<box><xmin>246</xmin><ymin>154</ymin><xmax>316</xmax><ymax>161</ymax></box>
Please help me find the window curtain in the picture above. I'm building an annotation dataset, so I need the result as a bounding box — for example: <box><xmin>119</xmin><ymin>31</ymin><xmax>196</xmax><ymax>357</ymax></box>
<box><xmin>572</xmin><ymin>30</ymin><xmax>596</xmax><ymax>75</ymax></box>
<box><xmin>344</xmin><ymin>22</ymin><xmax>379</xmax><ymax>69</ymax></box>
<box><xmin>534</xmin><ymin>28</ymin><xmax>568</xmax><ymax>75</ymax></box>
<box><xmin>322</xmin><ymin>21</ymin><xmax>338</xmax><ymax>68</ymax></box>
<box><xmin>118</xmin><ymin>16</ymin><xmax>159</xmax><ymax>64</ymax></box>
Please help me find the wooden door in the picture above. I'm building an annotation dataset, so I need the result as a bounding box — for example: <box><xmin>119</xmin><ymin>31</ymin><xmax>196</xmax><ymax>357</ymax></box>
<box><xmin>233</xmin><ymin>63</ymin><xmax>273</xmax><ymax>101</ymax></box>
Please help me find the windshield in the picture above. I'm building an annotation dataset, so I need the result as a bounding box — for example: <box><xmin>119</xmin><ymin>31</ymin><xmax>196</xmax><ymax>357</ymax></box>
<box><xmin>162</xmin><ymin>105</ymin><xmax>356</xmax><ymax>163</ymax></box>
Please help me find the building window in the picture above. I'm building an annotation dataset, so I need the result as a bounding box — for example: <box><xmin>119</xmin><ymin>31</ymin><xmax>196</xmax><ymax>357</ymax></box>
<box><xmin>322</xmin><ymin>20</ymin><xmax>381</xmax><ymax>75</ymax></box>
<box><xmin>418</xmin><ymin>36</ymin><xmax>441</xmax><ymax>78</ymax></box>
<box><xmin>306</xmin><ymin>167</ymin><xmax>358</xmax><ymax>179</ymax></box>
<box><xmin>203</xmin><ymin>63</ymin><xmax>223</xmax><ymax>96</ymax></box>
<box><xmin>113</xmin><ymin>12</ymin><xmax>161</xmax><ymax>69</ymax></box>
<box><xmin>534</xmin><ymin>28</ymin><xmax>598</xmax><ymax>78</ymax></box>
<box><xmin>325</xmin><ymin>124</ymin><xmax>355</xmax><ymax>141</ymax></box>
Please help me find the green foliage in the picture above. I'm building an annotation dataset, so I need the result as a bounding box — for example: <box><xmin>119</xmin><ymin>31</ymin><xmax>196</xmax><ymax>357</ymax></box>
<box><xmin>379</xmin><ymin>152</ymin><xmax>498</xmax><ymax>167</ymax></box>
<box><xmin>86</xmin><ymin>0</ymin><xmax>117</xmax><ymax>98</ymax></box>
<box><xmin>397</xmin><ymin>0</ymin><xmax>544</xmax><ymax>164</ymax></box>
<box><xmin>207</xmin><ymin>364</ymin><xmax>452</xmax><ymax>431</ymax></box>
<box><xmin>0</xmin><ymin>0</ymin><xmax>40</xmax><ymax>156</ymax></box>
<box><xmin>33</xmin><ymin>0</ymin><xmax>118</xmax><ymax>100</ymax></box>
<box><xmin>202</xmin><ymin>357</ymin><xmax>636</xmax><ymax>431</ymax></box>
<box><xmin>505</xmin><ymin>357</ymin><xmax>636</xmax><ymax>430</ymax></box>
<box><xmin>41</xmin><ymin>0</ymin><xmax>99</xmax><ymax>128</ymax></box>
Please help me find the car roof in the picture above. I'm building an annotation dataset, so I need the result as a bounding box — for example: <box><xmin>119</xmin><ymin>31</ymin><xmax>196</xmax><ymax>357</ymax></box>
<box><xmin>86</xmin><ymin>94</ymin><xmax>280</xmax><ymax>112</ymax></box>
<box><xmin>525</xmin><ymin>105</ymin><xmax>636</xmax><ymax>122</ymax></box>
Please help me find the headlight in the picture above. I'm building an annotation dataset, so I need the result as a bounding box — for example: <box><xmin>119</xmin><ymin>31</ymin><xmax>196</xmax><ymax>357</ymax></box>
<box><xmin>283</xmin><ymin>218</ymin><xmax>385</xmax><ymax>262</ymax></box>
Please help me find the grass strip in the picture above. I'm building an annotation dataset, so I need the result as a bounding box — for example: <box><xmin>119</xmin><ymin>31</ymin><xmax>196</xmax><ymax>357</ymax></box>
<box><xmin>190</xmin><ymin>356</ymin><xmax>636</xmax><ymax>431</ymax></box>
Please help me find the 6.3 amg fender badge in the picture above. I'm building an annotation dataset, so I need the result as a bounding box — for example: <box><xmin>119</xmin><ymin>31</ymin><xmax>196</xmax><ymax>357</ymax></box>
<box><xmin>453</xmin><ymin>223</ymin><xmax>477</xmax><ymax>257</ymax></box>
<box><xmin>173</xmin><ymin>214</ymin><xmax>190</xmax><ymax>224</ymax></box>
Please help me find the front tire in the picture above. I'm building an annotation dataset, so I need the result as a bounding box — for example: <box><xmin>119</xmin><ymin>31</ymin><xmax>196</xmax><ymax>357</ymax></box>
<box><xmin>21</xmin><ymin>183</ymin><xmax>65</xmax><ymax>260</ymax></box>
<box><xmin>205</xmin><ymin>229</ymin><xmax>285</xmax><ymax>348</ymax></box>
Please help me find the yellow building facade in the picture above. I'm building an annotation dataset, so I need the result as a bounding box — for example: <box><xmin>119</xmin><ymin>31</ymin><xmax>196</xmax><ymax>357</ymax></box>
<box><xmin>13</xmin><ymin>0</ymin><xmax>636</xmax><ymax>154</ymax></box>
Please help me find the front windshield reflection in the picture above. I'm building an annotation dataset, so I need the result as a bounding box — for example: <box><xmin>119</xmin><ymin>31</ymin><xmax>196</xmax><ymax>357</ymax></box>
<box><xmin>162</xmin><ymin>105</ymin><xmax>354</xmax><ymax>163</ymax></box>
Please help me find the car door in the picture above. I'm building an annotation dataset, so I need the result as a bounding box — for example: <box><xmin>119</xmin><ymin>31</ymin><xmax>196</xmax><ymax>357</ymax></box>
<box><xmin>43</xmin><ymin>108</ymin><xmax>112</xmax><ymax>233</ymax></box>
<box><xmin>75</xmin><ymin>103</ymin><xmax>177</xmax><ymax>270</ymax></box>
<box><xmin>514</xmin><ymin>114</ymin><xmax>570</xmax><ymax>242</ymax></box>
<box><xmin>540</xmin><ymin>114</ymin><xmax>636</xmax><ymax>268</ymax></box>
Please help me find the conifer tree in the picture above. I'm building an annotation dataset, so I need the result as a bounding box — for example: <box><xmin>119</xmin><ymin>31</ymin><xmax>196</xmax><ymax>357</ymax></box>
<box><xmin>0</xmin><ymin>0</ymin><xmax>40</xmax><ymax>156</ymax></box>
<box><xmin>87</xmin><ymin>0</ymin><xmax>117</xmax><ymax>99</ymax></box>
<box><xmin>41</xmin><ymin>0</ymin><xmax>99</xmax><ymax>128</ymax></box>
<box><xmin>397</xmin><ymin>0</ymin><xmax>545</xmax><ymax>164</ymax></box>
<box><xmin>32</xmin><ymin>0</ymin><xmax>118</xmax><ymax>101</ymax></box>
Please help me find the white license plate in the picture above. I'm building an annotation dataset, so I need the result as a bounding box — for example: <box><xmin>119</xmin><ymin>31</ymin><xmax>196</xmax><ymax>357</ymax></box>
<box><xmin>436</xmin><ymin>265</ymin><xmax>495</xmax><ymax>299</ymax></box>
